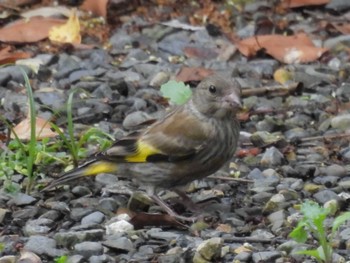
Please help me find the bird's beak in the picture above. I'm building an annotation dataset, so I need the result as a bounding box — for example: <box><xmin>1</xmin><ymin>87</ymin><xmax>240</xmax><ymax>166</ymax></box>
<box><xmin>222</xmin><ymin>93</ymin><xmax>242</xmax><ymax>110</ymax></box>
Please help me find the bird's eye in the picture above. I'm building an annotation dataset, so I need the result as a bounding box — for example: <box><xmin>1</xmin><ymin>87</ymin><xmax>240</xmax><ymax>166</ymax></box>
<box><xmin>209</xmin><ymin>85</ymin><xmax>216</xmax><ymax>94</ymax></box>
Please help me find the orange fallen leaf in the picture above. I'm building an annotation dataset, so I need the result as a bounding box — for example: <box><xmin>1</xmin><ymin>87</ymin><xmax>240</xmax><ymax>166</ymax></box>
<box><xmin>0</xmin><ymin>46</ymin><xmax>31</xmax><ymax>64</ymax></box>
<box><xmin>49</xmin><ymin>9</ymin><xmax>81</xmax><ymax>44</ymax></box>
<box><xmin>237</xmin><ymin>33</ymin><xmax>328</xmax><ymax>64</ymax></box>
<box><xmin>279</xmin><ymin>0</ymin><xmax>329</xmax><ymax>8</ymax></box>
<box><xmin>0</xmin><ymin>17</ymin><xmax>65</xmax><ymax>43</ymax></box>
<box><xmin>11</xmin><ymin>116</ymin><xmax>62</xmax><ymax>140</ymax></box>
<box><xmin>236</xmin><ymin>148</ymin><xmax>261</xmax><ymax>158</ymax></box>
<box><xmin>80</xmin><ymin>0</ymin><xmax>109</xmax><ymax>18</ymax></box>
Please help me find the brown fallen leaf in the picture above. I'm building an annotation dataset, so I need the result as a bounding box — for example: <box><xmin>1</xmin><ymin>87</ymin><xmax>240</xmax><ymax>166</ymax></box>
<box><xmin>11</xmin><ymin>116</ymin><xmax>62</xmax><ymax>140</ymax></box>
<box><xmin>331</xmin><ymin>22</ymin><xmax>350</xmax><ymax>35</ymax></box>
<box><xmin>0</xmin><ymin>46</ymin><xmax>31</xmax><ymax>64</ymax></box>
<box><xmin>0</xmin><ymin>17</ymin><xmax>65</xmax><ymax>43</ymax></box>
<box><xmin>49</xmin><ymin>9</ymin><xmax>81</xmax><ymax>45</ymax></box>
<box><xmin>279</xmin><ymin>0</ymin><xmax>329</xmax><ymax>8</ymax></box>
<box><xmin>237</xmin><ymin>33</ymin><xmax>328</xmax><ymax>64</ymax></box>
<box><xmin>183</xmin><ymin>46</ymin><xmax>218</xmax><ymax>59</ymax></box>
<box><xmin>176</xmin><ymin>67</ymin><xmax>214</xmax><ymax>82</ymax></box>
<box><xmin>130</xmin><ymin>212</ymin><xmax>187</xmax><ymax>229</ymax></box>
<box><xmin>80</xmin><ymin>0</ymin><xmax>109</xmax><ymax>18</ymax></box>
<box><xmin>116</xmin><ymin>207</ymin><xmax>186</xmax><ymax>228</ymax></box>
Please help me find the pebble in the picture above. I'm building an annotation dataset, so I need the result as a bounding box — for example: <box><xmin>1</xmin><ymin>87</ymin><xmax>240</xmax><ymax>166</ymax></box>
<box><xmin>24</xmin><ymin>235</ymin><xmax>66</xmax><ymax>257</ymax></box>
<box><xmin>54</xmin><ymin>229</ymin><xmax>104</xmax><ymax>247</ymax></box>
<box><xmin>103</xmin><ymin>236</ymin><xmax>135</xmax><ymax>252</ymax></box>
<box><xmin>24</xmin><ymin>218</ymin><xmax>55</xmax><ymax>235</ymax></box>
<box><xmin>81</xmin><ymin>211</ymin><xmax>105</xmax><ymax>225</ymax></box>
<box><xmin>105</xmin><ymin>220</ymin><xmax>134</xmax><ymax>235</ymax></box>
<box><xmin>7</xmin><ymin>193</ymin><xmax>36</xmax><ymax>206</ymax></box>
<box><xmin>252</xmin><ymin>251</ymin><xmax>281</xmax><ymax>263</ymax></box>
<box><xmin>74</xmin><ymin>241</ymin><xmax>103</xmax><ymax>258</ymax></box>
<box><xmin>313</xmin><ymin>189</ymin><xmax>340</xmax><ymax>204</ymax></box>
<box><xmin>193</xmin><ymin>237</ymin><xmax>223</xmax><ymax>263</ymax></box>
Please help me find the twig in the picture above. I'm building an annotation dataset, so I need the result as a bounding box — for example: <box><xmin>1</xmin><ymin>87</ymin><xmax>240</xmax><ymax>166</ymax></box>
<box><xmin>207</xmin><ymin>175</ymin><xmax>253</xmax><ymax>183</ymax></box>
<box><xmin>224</xmin><ymin>236</ymin><xmax>287</xmax><ymax>244</ymax></box>
<box><xmin>298</xmin><ymin>133</ymin><xmax>350</xmax><ymax>143</ymax></box>
<box><xmin>242</xmin><ymin>82</ymin><xmax>303</xmax><ymax>98</ymax></box>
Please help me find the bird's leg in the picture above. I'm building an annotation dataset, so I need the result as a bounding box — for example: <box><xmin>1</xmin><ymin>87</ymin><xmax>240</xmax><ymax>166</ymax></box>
<box><xmin>151</xmin><ymin>194</ymin><xmax>197</xmax><ymax>222</ymax></box>
<box><xmin>173</xmin><ymin>189</ymin><xmax>202</xmax><ymax>213</ymax></box>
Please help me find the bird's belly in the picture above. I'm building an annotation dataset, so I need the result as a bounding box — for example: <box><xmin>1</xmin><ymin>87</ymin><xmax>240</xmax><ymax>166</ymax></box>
<box><xmin>120</xmin><ymin>153</ymin><xmax>228</xmax><ymax>189</ymax></box>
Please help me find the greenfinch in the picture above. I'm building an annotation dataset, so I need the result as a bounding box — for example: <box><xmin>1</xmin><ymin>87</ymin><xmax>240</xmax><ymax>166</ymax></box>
<box><xmin>44</xmin><ymin>74</ymin><xmax>241</xmax><ymax>220</ymax></box>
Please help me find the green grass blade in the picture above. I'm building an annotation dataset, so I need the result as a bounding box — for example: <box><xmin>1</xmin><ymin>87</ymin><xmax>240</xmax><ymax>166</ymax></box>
<box><xmin>19</xmin><ymin>66</ymin><xmax>37</xmax><ymax>194</ymax></box>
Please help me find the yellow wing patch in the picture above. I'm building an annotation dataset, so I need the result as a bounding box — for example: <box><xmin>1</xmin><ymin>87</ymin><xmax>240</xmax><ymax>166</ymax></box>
<box><xmin>83</xmin><ymin>161</ymin><xmax>118</xmax><ymax>176</ymax></box>
<box><xmin>125</xmin><ymin>140</ymin><xmax>162</xmax><ymax>162</ymax></box>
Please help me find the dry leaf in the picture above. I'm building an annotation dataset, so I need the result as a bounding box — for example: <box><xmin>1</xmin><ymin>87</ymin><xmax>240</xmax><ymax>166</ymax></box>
<box><xmin>234</xmin><ymin>245</ymin><xmax>252</xmax><ymax>254</ymax></box>
<box><xmin>0</xmin><ymin>17</ymin><xmax>65</xmax><ymax>43</ymax></box>
<box><xmin>274</xmin><ymin>68</ymin><xmax>293</xmax><ymax>84</ymax></box>
<box><xmin>331</xmin><ymin>22</ymin><xmax>350</xmax><ymax>35</ymax></box>
<box><xmin>11</xmin><ymin>116</ymin><xmax>61</xmax><ymax>140</ymax></box>
<box><xmin>216</xmin><ymin>223</ymin><xmax>232</xmax><ymax>233</ymax></box>
<box><xmin>21</xmin><ymin>6</ymin><xmax>72</xmax><ymax>19</ymax></box>
<box><xmin>280</xmin><ymin>0</ymin><xmax>329</xmax><ymax>8</ymax></box>
<box><xmin>176</xmin><ymin>67</ymin><xmax>214</xmax><ymax>82</ymax></box>
<box><xmin>0</xmin><ymin>46</ymin><xmax>31</xmax><ymax>64</ymax></box>
<box><xmin>237</xmin><ymin>33</ymin><xmax>328</xmax><ymax>64</ymax></box>
<box><xmin>80</xmin><ymin>0</ymin><xmax>109</xmax><ymax>18</ymax></box>
<box><xmin>49</xmin><ymin>9</ymin><xmax>81</xmax><ymax>44</ymax></box>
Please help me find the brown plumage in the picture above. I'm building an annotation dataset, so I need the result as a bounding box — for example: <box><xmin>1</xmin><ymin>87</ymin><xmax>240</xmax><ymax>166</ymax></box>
<box><xmin>44</xmin><ymin>74</ymin><xmax>242</xmax><ymax>220</ymax></box>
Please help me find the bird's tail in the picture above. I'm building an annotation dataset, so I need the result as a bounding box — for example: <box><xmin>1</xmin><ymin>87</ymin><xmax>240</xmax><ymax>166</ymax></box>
<box><xmin>42</xmin><ymin>160</ymin><xmax>118</xmax><ymax>191</ymax></box>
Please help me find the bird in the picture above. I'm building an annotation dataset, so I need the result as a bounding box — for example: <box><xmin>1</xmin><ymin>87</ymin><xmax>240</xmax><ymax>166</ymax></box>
<box><xmin>44</xmin><ymin>74</ymin><xmax>242</xmax><ymax>220</ymax></box>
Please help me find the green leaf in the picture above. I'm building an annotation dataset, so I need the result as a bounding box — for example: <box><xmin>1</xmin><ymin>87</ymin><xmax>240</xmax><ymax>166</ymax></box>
<box><xmin>289</xmin><ymin>223</ymin><xmax>308</xmax><ymax>243</ymax></box>
<box><xmin>332</xmin><ymin>212</ymin><xmax>350</xmax><ymax>234</ymax></box>
<box><xmin>301</xmin><ymin>200</ymin><xmax>329</xmax><ymax>221</ymax></box>
<box><xmin>295</xmin><ymin>249</ymin><xmax>323</xmax><ymax>261</ymax></box>
<box><xmin>160</xmin><ymin>80</ymin><xmax>192</xmax><ymax>105</ymax></box>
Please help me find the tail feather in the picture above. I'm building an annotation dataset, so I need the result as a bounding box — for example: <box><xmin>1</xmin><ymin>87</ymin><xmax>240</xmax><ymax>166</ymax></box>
<box><xmin>42</xmin><ymin>160</ymin><xmax>118</xmax><ymax>191</ymax></box>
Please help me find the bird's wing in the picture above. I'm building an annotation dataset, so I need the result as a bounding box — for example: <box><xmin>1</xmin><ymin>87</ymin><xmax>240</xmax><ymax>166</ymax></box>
<box><xmin>99</xmin><ymin>107</ymin><xmax>210</xmax><ymax>163</ymax></box>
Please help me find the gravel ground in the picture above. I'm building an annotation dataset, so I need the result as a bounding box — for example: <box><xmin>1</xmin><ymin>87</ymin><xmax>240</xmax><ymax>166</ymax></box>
<box><xmin>1</xmin><ymin>2</ymin><xmax>350</xmax><ymax>263</ymax></box>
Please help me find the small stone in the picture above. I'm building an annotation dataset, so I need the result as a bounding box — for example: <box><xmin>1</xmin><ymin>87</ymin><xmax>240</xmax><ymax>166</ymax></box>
<box><xmin>67</xmin><ymin>255</ymin><xmax>85</xmax><ymax>263</ymax></box>
<box><xmin>72</xmin><ymin>186</ymin><xmax>92</xmax><ymax>197</ymax></box>
<box><xmin>260</xmin><ymin>147</ymin><xmax>285</xmax><ymax>167</ymax></box>
<box><xmin>149</xmin><ymin>72</ymin><xmax>170</xmax><ymax>87</ymax></box>
<box><xmin>147</xmin><ymin>228</ymin><xmax>181</xmax><ymax>241</ymax></box>
<box><xmin>0</xmin><ymin>208</ymin><xmax>9</xmax><ymax>223</ymax></box>
<box><xmin>7</xmin><ymin>193</ymin><xmax>36</xmax><ymax>206</ymax></box>
<box><xmin>313</xmin><ymin>189</ymin><xmax>340</xmax><ymax>204</ymax></box>
<box><xmin>98</xmin><ymin>198</ymin><xmax>119</xmax><ymax>212</ymax></box>
<box><xmin>234</xmin><ymin>251</ymin><xmax>252</xmax><ymax>261</ymax></box>
<box><xmin>252</xmin><ymin>251</ymin><xmax>281</xmax><ymax>263</ymax></box>
<box><xmin>70</xmin><ymin>208</ymin><xmax>95</xmax><ymax>221</ymax></box>
<box><xmin>331</xmin><ymin>114</ymin><xmax>350</xmax><ymax>130</ymax></box>
<box><xmin>74</xmin><ymin>241</ymin><xmax>103</xmax><ymax>258</ymax></box>
<box><xmin>268</xmin><ymin>210</ymin><xmax>286</xmax><ymax>233</ymax></box>
<box><xmin>103</xmin><ymin>236</ymin><xmax>134</xmax><ymax>252</ymax></box>
<box><xmin>54</xmin><ymin>229</ymin><xmax>104</xmax><ymax>247</ymax></box>
<box><xmin>24</xmin><ymin>235</ymin><xmax>66</xmax><ymax>257</ymax></box>
<box><xmin>24</xmin><ymin>218</ymin><xmax>55</xmax><ymax>235</ymax></box>
<box><xmin>304</xmin><ymin>183</ymin><xmax>324</xmax><ymax>193</ymax></box>
<box><xmin>105</xmin><ymin>220</ymin><xmax>134</xmax><ymax>235</ymax></box>
<box><xmin>277</xmin><ymin>240</ymin><xmax>300</xmax><ymax>254</ymax></box>
<box><xmin>193</xmin><ymin>237</ymin><xmax>223</xmax><ymax>263</ymax></box>
<box><xmin>81</xmin><ymin>211</ymin><xmax>105</xmax><ymax>225</ymax></box>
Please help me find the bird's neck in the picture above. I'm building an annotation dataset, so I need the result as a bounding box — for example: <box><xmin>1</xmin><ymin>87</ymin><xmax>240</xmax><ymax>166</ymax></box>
<box><xmin>188</xmin><ymin>99</ymin><xmax>233</xmax><ymax>120</ymax></box>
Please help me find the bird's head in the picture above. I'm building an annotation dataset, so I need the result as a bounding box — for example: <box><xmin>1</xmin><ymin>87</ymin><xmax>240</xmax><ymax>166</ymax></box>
<box><xmin>192</xmin><ymin>74</ymin><xmax>242</xmax><ymax>119</ymax></box>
